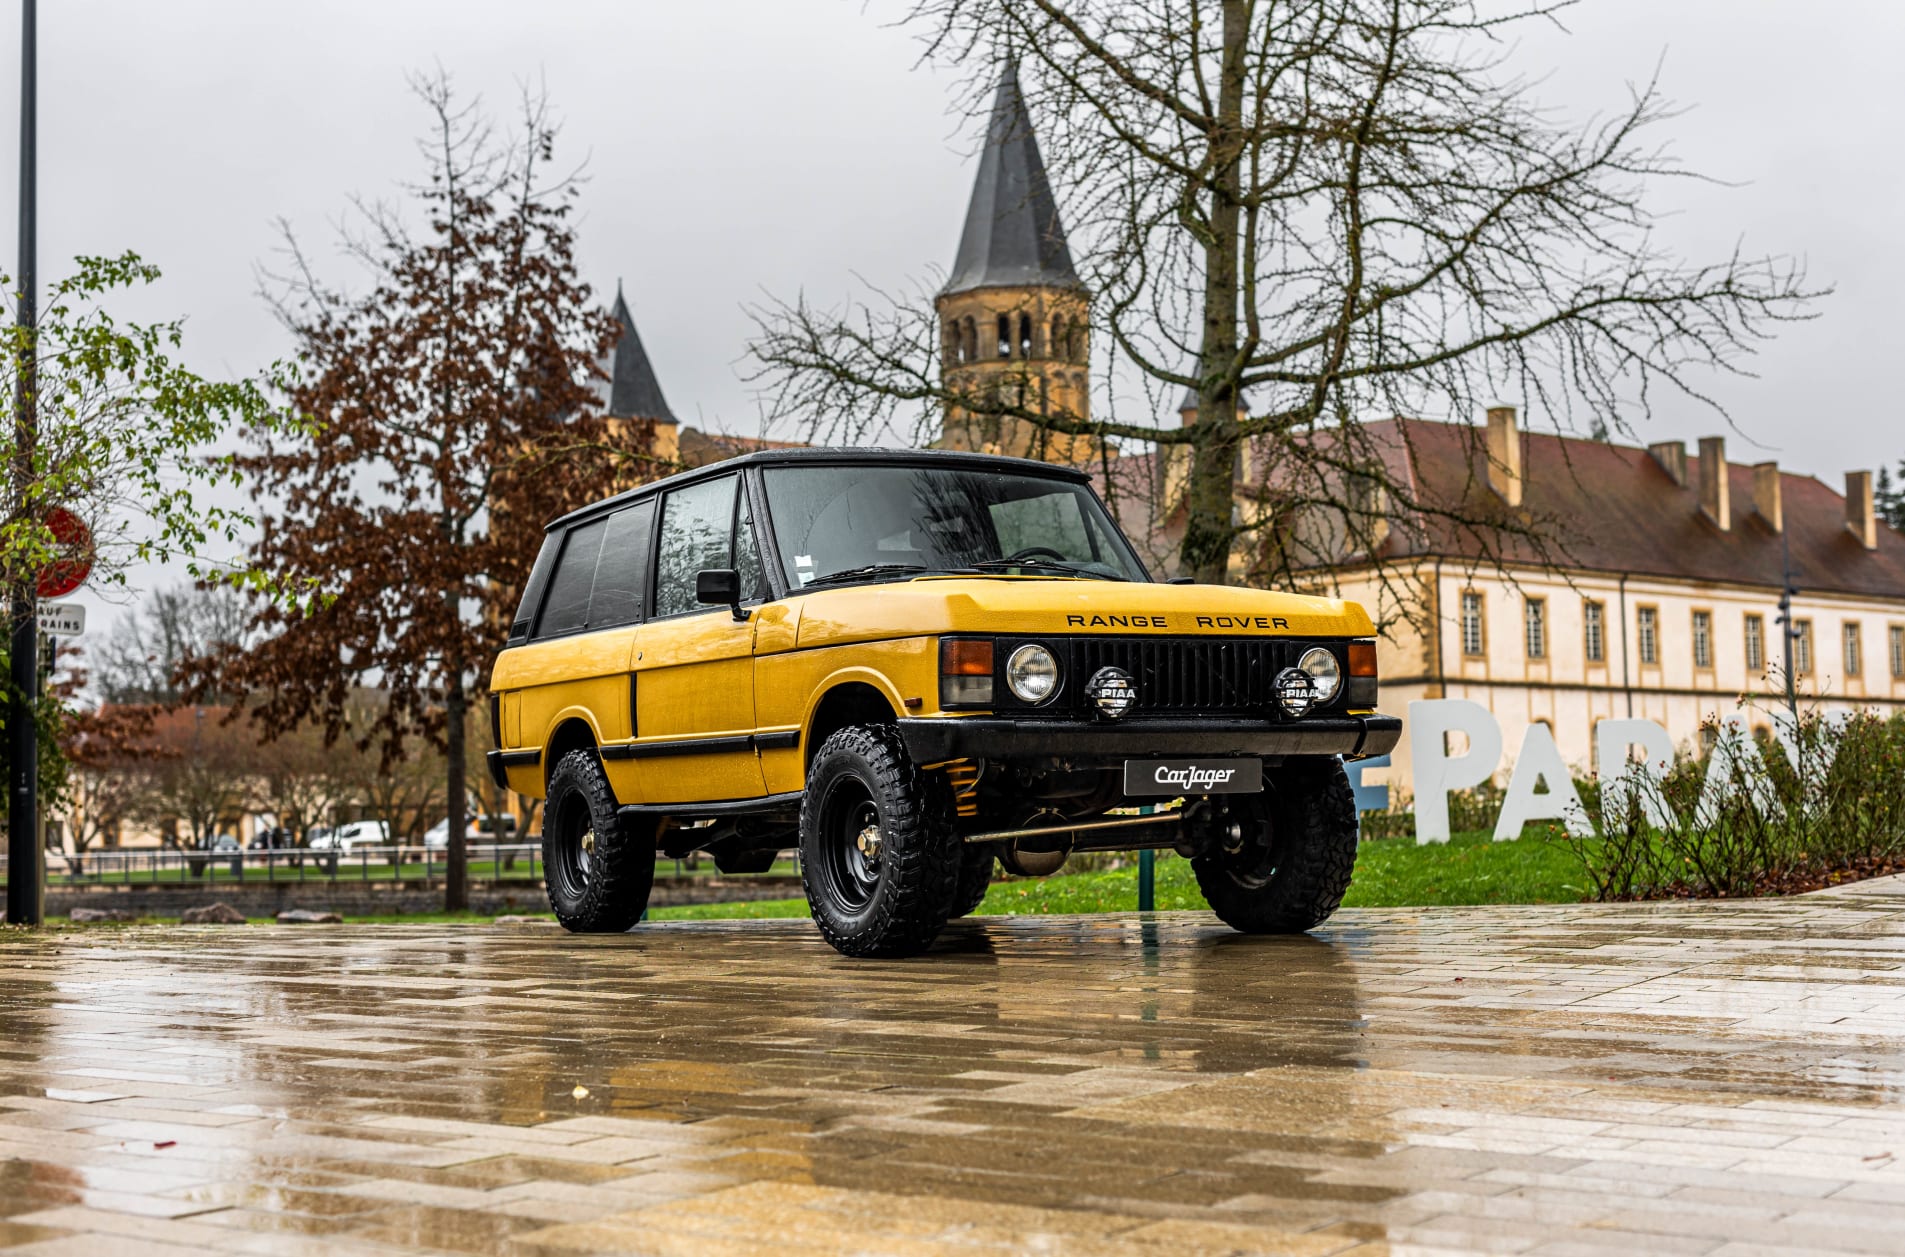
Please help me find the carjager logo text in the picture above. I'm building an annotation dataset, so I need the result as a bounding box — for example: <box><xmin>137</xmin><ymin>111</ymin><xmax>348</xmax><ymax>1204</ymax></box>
<box><xmin>1154</xmin><ymin>765</ymin><xmax>1237</xmax><ymax>789</ymax></box>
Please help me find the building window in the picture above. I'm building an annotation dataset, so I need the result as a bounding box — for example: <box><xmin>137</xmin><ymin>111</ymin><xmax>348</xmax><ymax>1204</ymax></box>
<box><xmin>1583</xmin><ymin>600</ymin><xmax>1605</xmax><ymax>663</ymax></box>
<box><xmin>1460</xmin><ymin>591</ymin><xmax>1485</xmax><ymax>657</ymax></box>
<box><xmin>1524</xmin><ymin>598</ymin><xmax>1547</xmax><ymax>660</ymax></box>
<box><xmin>1692</xmin><ymin>610</ymin><xmax>1713</xmax><ymax>670</ymax></box>
<box><xmin>1745</xmin><ymin>614</ymin><xmax>1765</xmax><ymax>674</ymax></box>
<box><xmin>1892</xmin><ymin>625</ymin><xmax>1905</xmax><ymax>679</ymax></box>
<box><xmin>996</xmin><ymin>313</ymin><xmax>1012</xmax><ymax>358</ymax></box>
<box><xmin>1844</xmin><ymin>622</ymin><xmax>1863</xmax><ymax>678</ymax></box>
<box><xmin>1794</xmin><ymin>619</ymin><xmax>1813</xmax><ymax>675</ymax></box>
<box><xmin>1019</xmin><ymin>314</ymin><xmax>1034</xmax><ymax>359</ymax></box>
<box><xmin>1637</xmin><ymin>606</ymin><xmax>1659</xmax><ymax>666</ymax></box>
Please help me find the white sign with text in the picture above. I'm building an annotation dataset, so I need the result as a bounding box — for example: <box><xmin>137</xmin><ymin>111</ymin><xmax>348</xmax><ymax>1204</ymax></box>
<box><xmin>1405</xmin><ymin>700</ymin><xmax>1837</xmax><ymax>844</ymax></box>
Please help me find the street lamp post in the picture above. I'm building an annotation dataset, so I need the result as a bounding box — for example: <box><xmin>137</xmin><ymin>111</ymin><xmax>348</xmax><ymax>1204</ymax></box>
<box><xmin>6</xmin><ymin>0</ymin><xmax>38</xmax><ymax>927</ymax></box>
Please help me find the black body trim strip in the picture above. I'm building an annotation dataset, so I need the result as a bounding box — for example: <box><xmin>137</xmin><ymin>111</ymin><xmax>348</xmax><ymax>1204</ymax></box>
<box><xmin>603</xmin><ymin>730</ymin><xmax>801</xmax><ymax>759</ymax></box>
<box><xmin>617</xmin><ymin>791</ymin><xmax>803</xmax><ymax>821</ymax></box>
<box><xmin>754</xmin><ymin>730</ymin><xmax>800</xmax><ymax>751</ymax></box>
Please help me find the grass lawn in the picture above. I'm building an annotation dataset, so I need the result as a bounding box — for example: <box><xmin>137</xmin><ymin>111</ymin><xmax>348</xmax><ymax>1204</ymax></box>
<box><xmin>648</xmin><ymin>827</ymin><xmax>1590</xmax><ymax>921</ymax></box>
<box><xmin>42</xmin><ymin>829</ymin><xmax>1589</xmax><ymax>925</ymax></box>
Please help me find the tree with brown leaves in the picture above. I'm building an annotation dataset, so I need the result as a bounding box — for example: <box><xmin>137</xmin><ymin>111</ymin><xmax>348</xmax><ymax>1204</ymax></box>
<box><xmin>196</xmin><ymin>73</ymin><xmax>641</xmax><ymax>910</ymax></box>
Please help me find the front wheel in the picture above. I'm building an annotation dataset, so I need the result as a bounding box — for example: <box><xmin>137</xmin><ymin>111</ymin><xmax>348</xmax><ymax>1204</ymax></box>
<box><xmin>800</xmin><ymin>725</ymin><xmax>959</xmax><ymax>957</ymax></box>
<box><xmin>543</xmin><ymin>749</ymin><xmax>653</xmax><ymax>933</ymax></box>
<box><xmin>1192</xmin><ymin>758</ymin><xmax>1358</xmax><ymax>934</ymax></box>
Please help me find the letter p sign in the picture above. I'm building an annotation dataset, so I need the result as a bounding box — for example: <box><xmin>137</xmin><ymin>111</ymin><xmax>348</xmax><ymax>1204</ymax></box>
<box><xmin>1407</xmin><ymin>699</ymin><xmax>1502</xmax><ymax>845</ymax></box>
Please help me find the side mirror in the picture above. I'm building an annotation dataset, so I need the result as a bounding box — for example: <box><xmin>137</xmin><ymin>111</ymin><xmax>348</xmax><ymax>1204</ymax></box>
<box><xmin>695</xmin><ymin>568</ymin><xmax>750</xmax><ymax>621</ymax></box>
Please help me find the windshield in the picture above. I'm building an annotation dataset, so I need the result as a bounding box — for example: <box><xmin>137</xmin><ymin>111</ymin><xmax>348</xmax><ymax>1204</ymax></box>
<box><xmin>761</xmin><ymin>464</ymin><xmax>1150</xmax><ymax>588</ymax></box>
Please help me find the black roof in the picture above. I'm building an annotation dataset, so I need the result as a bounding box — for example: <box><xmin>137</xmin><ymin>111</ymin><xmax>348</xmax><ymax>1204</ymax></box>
<box><xmin>942</xmin><ymin>62</ymin><xmax>1084</xmax><ymax>296</ymax></box>
<box><xmin>547</xmin><ymin>446</ymin><xmax>1091</xmax><ymax>532</ymax></box>
<box><xmin>603</xmin><ymin>285</ymin><xmax>677</xmax><ymax>423</ymax></box>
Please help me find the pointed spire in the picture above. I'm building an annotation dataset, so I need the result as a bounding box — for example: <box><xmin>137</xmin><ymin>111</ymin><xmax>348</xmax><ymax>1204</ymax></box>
<box><xmin>604</xmin><ymin>283</ymin><xmax>677</xmax><ymax>424</ymax></box>
<box><xmin>943</xmin><ymin>60</ymin><xmax>1083</xmax><ymax>295</ymax></box>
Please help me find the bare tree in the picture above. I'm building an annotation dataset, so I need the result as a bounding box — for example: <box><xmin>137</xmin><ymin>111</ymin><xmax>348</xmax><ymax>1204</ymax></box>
<box><xmin>749</xmin><ymin>0</ymin><xmax>1819</xmax><ymax>592</ymax></box>
<box><xmin>132</xmin><ymin>706</ymin><xmax>258</xmax><ymax>852</ymax></box>
<box><xmin>94</xmin><ymin>584</ymin><xmax>252</xmax><ymax>705</ymax></box>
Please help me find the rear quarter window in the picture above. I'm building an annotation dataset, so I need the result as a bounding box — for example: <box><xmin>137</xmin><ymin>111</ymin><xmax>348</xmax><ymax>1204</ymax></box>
<box><xmin>536</xmin><ymin>519</ymin><xmax>607</xmax><ymax>638</ymax></box>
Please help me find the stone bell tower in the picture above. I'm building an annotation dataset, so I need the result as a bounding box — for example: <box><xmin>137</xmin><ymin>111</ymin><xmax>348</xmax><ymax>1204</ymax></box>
<box><xmin>936</xmin><ymin>62</ymin><xmax>1094</xmax><ymax>463</ymax></box>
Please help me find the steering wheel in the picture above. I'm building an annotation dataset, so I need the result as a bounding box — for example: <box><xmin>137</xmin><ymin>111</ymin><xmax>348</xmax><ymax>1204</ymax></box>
<box><xmin>1004</xmin><ymin>545</ymin><xmax>1067</xmax><ymax>563</ymax></box>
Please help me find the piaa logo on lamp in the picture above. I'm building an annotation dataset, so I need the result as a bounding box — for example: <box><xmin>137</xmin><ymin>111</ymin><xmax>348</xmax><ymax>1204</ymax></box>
<box><xmin>1085</xmin><ymin>666</ymin><xmax>1137</xmax><ymax>719</ymax></box>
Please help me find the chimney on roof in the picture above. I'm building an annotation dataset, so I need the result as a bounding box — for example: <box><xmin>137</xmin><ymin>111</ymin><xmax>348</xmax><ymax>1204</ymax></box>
<box><xmin>1484</xmin><ymin>406</ymin><xmax>1523</xmax><ymax>508</ymax></box>
<box><xmin>1751</xmin><ymin>462</ymin><xmax>1782</xmax><ymax>533</ymax></box>
<box><xmin>1697</xmin><ymin>436</ymin><xmax>1729</xmax><ymax>531</ymax></box>
<box><xmin>1846</xmin><ymin>470</ymin><xmax>1878</xmax><ymax>549</ymax></box>
<box><xmin>1649</xmin><ymin>440</ymin><xmax>1687</xmax><ymax>486</ymax></box>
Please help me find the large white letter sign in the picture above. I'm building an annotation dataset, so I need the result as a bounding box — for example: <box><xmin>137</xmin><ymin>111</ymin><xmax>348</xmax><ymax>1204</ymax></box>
<box><xmin>1695</xmin><ymin>714</ymin><xmax>1781</xmax><ymax>828</ymax></box>
<box><xmin>1494</xmin><ymin>722</ymin><xmax>1593</xmax><ymax>840</ymax></box>
<box><xmin>1408</xmin><ymin>700</ymin><xmax>1502</xmax><ymax>845</ymax></box>
<box><xmin>1597</xmin><ymin>719</ymin><xmax>1679</xmax><ymax>832</ymax></box>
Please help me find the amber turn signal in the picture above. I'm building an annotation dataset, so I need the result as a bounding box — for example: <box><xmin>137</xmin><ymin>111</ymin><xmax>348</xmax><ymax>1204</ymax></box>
<box><xmin>1348</xmin><ymin>639</ymin><xmax>1378</xmax><ymax>678</ymax></box>
<box><xmin>941</xmin><ymin>638</ymin><xmax>994</xmax><ymax>676</ymax></box>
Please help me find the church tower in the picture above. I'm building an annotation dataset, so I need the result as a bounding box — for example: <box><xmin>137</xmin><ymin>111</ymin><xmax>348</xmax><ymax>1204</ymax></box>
<box><xmin>936</xmin><ymin>63</ymin><xmax>1094</xmax><ymax>463</ymax></box>
<box><xmin>602</xmin><ymin>283</ymin><xmax>680</xmax><ymax>465</ymax></box>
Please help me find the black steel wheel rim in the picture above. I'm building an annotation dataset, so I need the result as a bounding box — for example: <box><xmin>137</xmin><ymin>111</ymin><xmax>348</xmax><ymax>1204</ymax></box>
<box><xmin>816</xmin><ymin>775</ymin><xmax>882</xmax><ymax>916</ymax></box>
<box><xmin>1221</xmin><ymin>797</ymin><xmax>1281</xmax><ymax>891</ymax></box>
<box><xmin>551</xmin><ymin>791</ymin><xmax>594</xmax><ymax>902</ymax></box>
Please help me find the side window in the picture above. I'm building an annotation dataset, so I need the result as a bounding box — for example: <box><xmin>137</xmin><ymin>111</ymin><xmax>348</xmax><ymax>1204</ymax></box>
<box><xmin>510</xmin><ymin>533</ymin><xmax>561</xmax><ymax>642</ymax></box>
<box><xmin>654</xmin><ymin>476</ymin><xmax>739</xmax><ymax>618</ymax></box>
<box><xmin>588</xmin><ymin>500</ymin><xmax>656</xmax><ymax>628</ymax></box>
<box><xmin>536</xmin><ymin>519</ymin><xmax>606</xmax><ymax>638</ymax></box>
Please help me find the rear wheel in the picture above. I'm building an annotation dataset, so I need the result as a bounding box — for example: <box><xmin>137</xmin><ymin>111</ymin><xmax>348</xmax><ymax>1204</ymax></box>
<box><xmin>800</xmin><ymin>725</ymin><xmax>958</xmax><ymax>957</ymax></box>
<box><xmin>1192</xmin><ymin>758</ymin><xmax>1358</xmax><ymax>934</ymax></box>
<box><xmin>543</xmin><ymin>749</ymin><xmax>653</xmax><ymax>933</ymax></box>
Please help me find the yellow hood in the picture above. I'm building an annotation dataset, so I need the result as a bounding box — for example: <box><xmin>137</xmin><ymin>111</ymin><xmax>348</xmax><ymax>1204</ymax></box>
<box><xmin>790</xmin><ymin>576</ymin><xmax>1371</xmax><ymax>649</ymax></box>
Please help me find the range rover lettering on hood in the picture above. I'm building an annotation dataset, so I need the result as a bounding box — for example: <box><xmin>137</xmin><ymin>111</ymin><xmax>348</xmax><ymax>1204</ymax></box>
<box><xmin>1062</xmin><ymin>613</ymin><xmax>1292</xmax><ymax>630</ymax></box>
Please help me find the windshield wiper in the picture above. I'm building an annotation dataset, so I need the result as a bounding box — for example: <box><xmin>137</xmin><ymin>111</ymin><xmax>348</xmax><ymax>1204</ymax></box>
<box><xmin>968</xmin><ymin>557</ymin><xmax>1126</xmax><ymax>581</ymax></box>
<box><xmin>801</xmin><ymin>563</ymin><xmax>933</xmax><ymax>588</ymax></box>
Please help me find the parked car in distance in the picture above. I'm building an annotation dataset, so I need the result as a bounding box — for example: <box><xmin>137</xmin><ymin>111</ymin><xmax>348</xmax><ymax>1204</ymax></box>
<box><xmin>422</xmin><ymin>814</ymin><xmax>516</xmax><ymax>850</ymax></box>
<box><xmin>207</xmin><ymin>833</ymin><xmax>242</xmax><ymax>853</ymax></box>
<box><xmin>308</xmin><ymin>821</ymin><xmax>389</xmax><ymax>852</ymax></box>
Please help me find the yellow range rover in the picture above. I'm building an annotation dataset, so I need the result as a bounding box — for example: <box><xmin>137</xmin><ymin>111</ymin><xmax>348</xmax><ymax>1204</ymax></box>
<box><xmin>488</xmin><ymin>449</ymin><xmax>1400</xmax><ymax>957</ymax></box>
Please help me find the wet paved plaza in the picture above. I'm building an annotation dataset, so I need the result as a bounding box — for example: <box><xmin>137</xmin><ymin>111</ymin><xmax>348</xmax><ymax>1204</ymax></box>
<box><xmin>2</xmin><ymin>882</ymin><xmax>1903</xmax><ymax>1256</ymax></box>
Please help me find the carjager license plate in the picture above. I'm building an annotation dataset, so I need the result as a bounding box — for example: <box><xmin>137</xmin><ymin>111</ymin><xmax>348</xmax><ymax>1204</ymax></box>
<box><xmin>1124</xmin><ymin>758</ymin><xmax>1263</xmax><ymax>796</ymax></box>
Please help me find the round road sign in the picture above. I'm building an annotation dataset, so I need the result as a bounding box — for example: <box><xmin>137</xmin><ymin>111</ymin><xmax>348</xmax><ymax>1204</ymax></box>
<box><xmin>36</xmin><ymin>507</ymin><xmax>94</xmax><ymax>599</ymax></box>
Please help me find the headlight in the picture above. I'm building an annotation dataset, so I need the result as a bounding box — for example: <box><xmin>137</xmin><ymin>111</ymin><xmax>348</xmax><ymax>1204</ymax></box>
<box><xmin>1006</xmin><ymin>644</ymin><xmax>1060</xmax><ymax>704</ymax></box>
<box><xmin>1298</xmin><ymin>647</ymin><xmax>1342</xmax><ymax>704</ymax></box>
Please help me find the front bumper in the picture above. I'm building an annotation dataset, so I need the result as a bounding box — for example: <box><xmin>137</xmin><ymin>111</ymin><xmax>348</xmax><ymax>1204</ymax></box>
<box><xmin>897</xmin><ymin>713</ymin><xmax>1401</xmax><ymax>764</ymax></box>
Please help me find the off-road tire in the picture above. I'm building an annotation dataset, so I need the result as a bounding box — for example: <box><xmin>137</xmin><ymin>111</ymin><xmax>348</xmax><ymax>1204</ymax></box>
<box><xmin>800</xmin><ymin>724</ymin><xmax>959</xmax><ymax>957</ymax></box>
<box><xmin>543</xmin><ymin>749</ymin><xmax>653</xmax><ymax>934</ymax></box>
<box><xmin>1192</xmin><ymin>757</ymin><xmax>1358</xmax><ymax>934</ymax></box>
<box><xmin>948</xmin><ymin>848</ymin><xmax>993</xmax><ymax>918</ymax></box>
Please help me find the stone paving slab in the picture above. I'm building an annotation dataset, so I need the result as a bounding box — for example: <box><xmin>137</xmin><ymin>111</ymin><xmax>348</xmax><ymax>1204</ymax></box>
<box><xmin>1</xmin><ymin>881</ymin><xmax>1902</xmax><ymax>1254</ymax></box>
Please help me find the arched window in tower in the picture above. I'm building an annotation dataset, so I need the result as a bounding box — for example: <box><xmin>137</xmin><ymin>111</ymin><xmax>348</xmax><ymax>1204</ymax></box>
<box><xmin>996</xmin><ymin>313</ymin><xmax>1012</xmax><ymax>359</ymax></box>
<box><xmin>962</xmin><ymin>317</ymin><xmax>977</xmax><ymax>364</ymax></box>
<box><xmin>1019</xmin><ymin>314</ymin><xmax>1033</xmax><ymax>359</ymax></box>
<box><xmin>1069</xmin><ymin>322</ymin><xmax>1085</xmax><ymax>361</ymax></box>
<box><xmin>943</xmin><ymin>322</ymin><xmax>959</xmax><ymax>365</ymax></box>
<box><xmin>1051</xmin><ymin>316</ymin><xmax>1065</xmax><ymax>363</ymax></box>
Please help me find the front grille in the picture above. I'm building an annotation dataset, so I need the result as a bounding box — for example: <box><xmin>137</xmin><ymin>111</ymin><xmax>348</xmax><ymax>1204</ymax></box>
<box><xmin>1063</xmin><ymin>636</ymin><xmax>1312</xmax><ymax>716</ymax></box>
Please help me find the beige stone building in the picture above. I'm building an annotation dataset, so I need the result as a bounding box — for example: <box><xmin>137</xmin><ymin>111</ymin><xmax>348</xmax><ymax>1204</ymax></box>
<box><xmin>1320</xmin><ymin>408</ymin><xmax>1905</xmax><ymax>793</ymax></box>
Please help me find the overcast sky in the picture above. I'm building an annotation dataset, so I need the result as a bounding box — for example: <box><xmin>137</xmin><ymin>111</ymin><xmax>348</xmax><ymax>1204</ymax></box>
<box><xmin>3</xmin><ymin>1</ymin><xmax>1900</xmax><ymax>638</ymax></box>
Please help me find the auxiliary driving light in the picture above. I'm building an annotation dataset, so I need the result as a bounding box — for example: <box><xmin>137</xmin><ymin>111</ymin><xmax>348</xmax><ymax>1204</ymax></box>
<box><xmin>1085</xmin><ymin>665</ymin><xmax>1137</xmax><ymax>719</ymax></box>
<box><xmin>1297</xmin><ymin>646</ymin><xmax>1342</xmax><ymax>704</ymax></box>
<box><xmin>1274</xmin><ymin>667</ymin><xmax>1317</xmax><ymax>717</ymax></box>
<box><xmin>1006</xmin><ymin>643</ymin><xmax>1060</xmax><ymax>704</ymax></box>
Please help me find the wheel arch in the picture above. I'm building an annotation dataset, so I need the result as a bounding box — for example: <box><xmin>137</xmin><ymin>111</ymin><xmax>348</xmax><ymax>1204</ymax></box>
<box><xmin>803</xmin><ymin>679</ymin><xmax>902</xmax><ymax>770</ymax></box>
<box><xmin>543</xmin><ymin>716</ymin><xmax>600</xmax><ymax>791</ymax></box>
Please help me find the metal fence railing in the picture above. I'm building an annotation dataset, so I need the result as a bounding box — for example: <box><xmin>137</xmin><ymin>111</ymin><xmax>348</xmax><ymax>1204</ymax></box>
<box><xmin>1</xmin><ymin>845</ymin><xmax>803</xmax><ymax>888</ymax></box>
<box><xmin>4</xmin><ymin>842</ymin><xmax>547</xmax><ymax>887</ymax></box>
